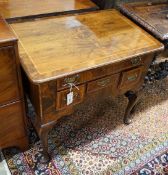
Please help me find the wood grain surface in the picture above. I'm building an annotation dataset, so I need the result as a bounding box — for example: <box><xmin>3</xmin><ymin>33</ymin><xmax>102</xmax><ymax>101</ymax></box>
<box><xmin>119</xmin><ymin>1</ymin><xmax>168</xmax><ymax>40</ymax></box>
<box><xmin>10</xmin><ymin>10</ymin><xmax>163</xmax><ymax>84</ymax></box>
<box><xmin>0</xmin><ymin>46</ymin><xmax>20</xmax><ymax>105</ymax></box>
<box><xmin>0</xmin><ymin>16</ymin><xmax>16</xmax><ymax>45</ymax></box>
<box><xmin>0</xmin><ymin>0</ymin><xmax>97</xmax><ymax>20</ymax></box>
<box><xmin>0</xmin><ymin>15</ymin><xmax>29</xmax><ymax>151</ymax></box>
<box><xmin>0</xmin><ymin>101</ymin><xmax>27</xmax><ymax>149</ymax></box>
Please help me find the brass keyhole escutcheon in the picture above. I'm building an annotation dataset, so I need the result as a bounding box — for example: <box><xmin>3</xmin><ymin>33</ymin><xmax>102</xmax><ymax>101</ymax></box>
<box><xmin>63</xmin><ymin>74</ymin><xmax>80</xmax><ymax>85</ymax></box>
<box><xmin>131</xmin><ymin>57</ymin><xmax>141</xmax><ymax>66</ymax></box>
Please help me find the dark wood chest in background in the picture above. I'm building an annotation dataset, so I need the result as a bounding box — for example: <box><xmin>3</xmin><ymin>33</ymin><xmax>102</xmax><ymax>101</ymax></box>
<box><xmin>0</xmin><ymin>17</ymin><xmax>28</xmax><ymax>151</ymax></box>
<box><xmin>119</xmin><ymin>1</ymin><xmax>168</xmax><ymax>81</ymax></box>
<box><xmin>119</xmin><ymin>1</ymin><xmax>168</xmax><ymax>42</ymax></box>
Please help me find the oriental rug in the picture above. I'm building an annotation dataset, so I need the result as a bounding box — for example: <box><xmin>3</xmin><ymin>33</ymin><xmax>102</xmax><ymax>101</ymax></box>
<box><xmin>3</xmin><ymin>79</ymin><xmax>168</xmax><ymax>175</ymax></box>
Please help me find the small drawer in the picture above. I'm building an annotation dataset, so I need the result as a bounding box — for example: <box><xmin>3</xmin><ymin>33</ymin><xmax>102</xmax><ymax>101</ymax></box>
<box><xmin>119</xmin><ymin>66</ymin><xmax>144</xmax><ymax>90</ymax></box>
<box><xmin>56</xmin><ymin>84</ymin><xmax>85</xmax><ymax>110</ymax></box>
<box><xmin>57</xmin><ymin>73</ymin><xmax>85</xmax><ymax>91</ymax></box>
<box><xmin>87</xmin><ymin>74</ymin><xmax>119</xmax><ymax>93</ymax></box>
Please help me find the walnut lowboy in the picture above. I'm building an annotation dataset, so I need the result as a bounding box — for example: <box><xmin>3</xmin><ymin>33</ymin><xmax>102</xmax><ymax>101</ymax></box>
<box><xmin>8</xmin><ymin>9</ymin><xmax>164</xmax><ymax>162</ymax></box>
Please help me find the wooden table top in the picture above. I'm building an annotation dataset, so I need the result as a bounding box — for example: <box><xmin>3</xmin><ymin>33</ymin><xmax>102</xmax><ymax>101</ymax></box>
<box><xmin>119</xmin><ymin>1</ymin><xmax>168</xmax><ymax>41</ymax></box>
<box><xmin>10</xmin><ymin>10</ymin><xmax>164</xmax><ymax>84</ymax></box>
<box><xmin>0</xmin><ymin>16</ymin><xmax>16</xmax><ymax>45</ymax></box>
<box><xmin>0</xmin><ymin>0</ymin><xmax>97</xmax><ymax>20</ymax></box>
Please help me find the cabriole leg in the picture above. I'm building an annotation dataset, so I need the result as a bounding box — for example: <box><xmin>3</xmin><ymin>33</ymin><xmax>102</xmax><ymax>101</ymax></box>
<box><xmin>39</xmin><ymin>126</ymin><xmax>51</xmax><ymax>163</ymax></box>
<box><xmin>124</xmin><ymin>91</ymin><xmax>138</xmax><ymax>125</ymax></box>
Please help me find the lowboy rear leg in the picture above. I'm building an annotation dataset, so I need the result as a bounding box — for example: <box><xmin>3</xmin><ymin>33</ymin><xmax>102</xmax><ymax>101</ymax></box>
<box><xmin>124</xmin><ymin>91</ymin><xmax>138</xmax><ymax>125</ymax></box>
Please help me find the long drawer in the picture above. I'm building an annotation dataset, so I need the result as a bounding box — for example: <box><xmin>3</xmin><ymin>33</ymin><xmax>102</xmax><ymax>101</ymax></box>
<box><xmin>0</xmin><ymin>46</ymin><xmax>20</xmax><ymax>105</ymax></box>
<box><xmin>57</xmin><ymin>53</ymin><xmax>153</xmax><ymax>90</ymax></box>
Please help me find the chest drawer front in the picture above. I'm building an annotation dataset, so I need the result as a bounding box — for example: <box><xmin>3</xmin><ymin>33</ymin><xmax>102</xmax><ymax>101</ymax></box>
<box><xmin>87</xmin><ymin>74</ymin><xmax>120</xmax><ymax>93</ymax></box>
<box><xmin>57</xmin><ymin>73</ymin><xmax>85</xmax><ymax>91</ymax></box>
<box><xmin>56</xmin><ymin>84</ymin><xmax>85</xmax><ymax>110</ymax></box>
<box><xmin>119</xmin><ymin>66</ymin><xmax>144</xmax><ymax>90</ymax></box>
<box><xmin>0</xmin><ymin>101</ymin><xmax>26</xmax><ymax>147</ymax></box>
<box><xmin>57</xmin><ymin>54</ymin><xmax>153</xmax><ymax>91</ymax></box>
<box><xmin>0</xmin><ymin>47</ymin><xmax>20</xmax><ymax>105</ymax></box>
<box><xmin>87</xmin><ymin>55</ymin><xmax>144</xmax><ymax>80</ymax></box>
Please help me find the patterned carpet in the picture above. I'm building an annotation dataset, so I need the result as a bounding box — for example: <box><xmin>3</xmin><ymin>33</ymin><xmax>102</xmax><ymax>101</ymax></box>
<box><xmin>3</xmin><ymin>79</ymin><xmax>168</xmax><ymax>175</ymax></box>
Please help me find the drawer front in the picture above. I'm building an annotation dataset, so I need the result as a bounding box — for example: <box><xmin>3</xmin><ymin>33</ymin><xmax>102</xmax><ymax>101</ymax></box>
<box><xmin>57</xmin><ymin>73</ymin><xmax>85</xmax><ymax>91</ymax></box>
<box><xmin>119</xmin><ymin>66</ymin><xmax>144</xmax><ymax>90</ymax></box>
<box><xmin>0</xmin><ymin>46</ymin><xmax>20</xmax><ymax>105</ymax></box>
<box><xmin>57</xmin><ymin>54</ymin><xmax>153</xmax><ymax>91</ymax></box>
<box><xmin>0</xmin><ymin>101</ymin><xmax>26</xmax><ymax>147</ymax></box>
<box><xmin>87</xmin><ymin>55</ymin><xmax>144</xmax><ymax>81</ymax></box>
<box><xmin>56</xmin><ymin>84</ymin><xmax>85</xmax><ymax>110</ymax></box>
<box><xmin>87</xmin><ymin>74</ymin><xmax>120</xmax><ymax>93</ymax></box>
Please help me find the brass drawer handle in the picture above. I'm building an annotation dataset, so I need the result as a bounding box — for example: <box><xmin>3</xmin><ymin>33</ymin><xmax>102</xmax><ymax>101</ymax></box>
<box><xmin>131</xmin><ymin>57</ymin><xmax>142</xmax><ymax>66</ymax></box>
<box><xmin>127</xmin><ymin>74</ymin><xmax>138</xmax><ymax>81</ymax></box>
<box><xmin>97</xmin><ymin>78</ymin><xmax>110</xmax><ymax>87</ymax></box>
<box><xmin>63</xmin><ymin>74</ymin><xmax>80</xmax><ymax>85</ymax></box>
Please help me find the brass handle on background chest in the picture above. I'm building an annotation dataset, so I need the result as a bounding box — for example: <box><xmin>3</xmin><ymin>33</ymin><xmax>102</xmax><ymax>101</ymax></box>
<box><xmin>97</xmin><ymin>78</ymin><xmax>111</xmax><ymax>87</ymax></box>
<box><xmin>127</xmin><ymin>74</ymin><xmax>138</xmax><ymax>82</ymax></box>
<box><xmin>63</xmin><ymin>74</ymin><xmax>80</xmax><ymax>85</ymax></box>
<box><xmin>131</xmin><ymin>57</ymin><xmax>142</xmax><ymax>66</ymax></box>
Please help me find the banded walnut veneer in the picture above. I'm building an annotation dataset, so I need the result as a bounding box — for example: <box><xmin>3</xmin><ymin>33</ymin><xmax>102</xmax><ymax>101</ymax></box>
<box><xmin>0</xmin><ymin>16</ymin><xmax>28</xmax><ymax>151</ymax></box>
<box><xmin>9</xmin><ymin>9</ymin><xmax>163</xmax><ymax>161</ymax></box>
